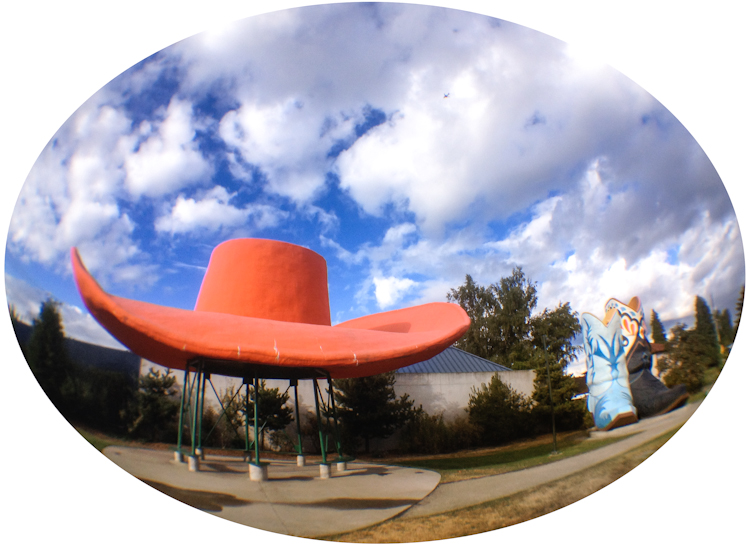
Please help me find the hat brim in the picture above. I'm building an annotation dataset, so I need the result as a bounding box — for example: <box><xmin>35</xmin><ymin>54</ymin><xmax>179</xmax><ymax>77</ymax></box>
<box><xmin>71</xmin><ymin>249</ymin><xmax>470</xmax><ymax>379</ymax></box>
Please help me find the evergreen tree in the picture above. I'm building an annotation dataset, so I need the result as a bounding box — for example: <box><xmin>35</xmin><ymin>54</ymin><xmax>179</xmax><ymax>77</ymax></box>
<box><xmin>693</xmin><ymin>296</ymin><xmax>721</xmax><ymax>368</ymax></box>
<box><xmin>26</xmin><ymin>299</ymin><xmax>75</xmax><ymax>413</ymax></box>
<box><xmin>661</xmin><ymin>324</ymin><xmax>706</xmax><ymax>393</ymax></box>
<box><xmin>735</xmin><ymin>285</ymin><xmax>744</xmax><ymax>338</ymax></box>
<box><xmin>650</xmin><ymin>310</ymin><xmax>667</xmax><ymax>344</ymax></box>
<box><xmin>333</xmin><ymin>372</ymin><xmax>414</xmax><ymax>453</ymax></box>
<box><xmin>467</xmin><ymin>375</ymin><xmax>533</xmax><ymax>445</ymax></box>
<box><xmin>714</xmin><ymin>309</ymin><xmax>734</xmax><ymax>354</ymax></box>
<box><xmin>129</xmin><ymin>368</ymin><xmax>181</xmax><ymax>442</ymax></box>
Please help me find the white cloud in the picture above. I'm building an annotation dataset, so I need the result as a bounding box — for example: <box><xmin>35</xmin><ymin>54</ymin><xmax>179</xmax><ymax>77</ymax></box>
<box><xmin>7</xmin><ymin>99</ymin><xmax>157</xmax><ymax>286</ymax></box>
<box><xmin>124</xmin><ymin>98</ymin><xmax>213</xmax><ymax>197</ymax></box>
<box><xmin>218</xmin><ymin>98</ymin><xmax>362</xmax><ymax>203</ymax></box>
<box><xmin>373</xmin><ymin>275</ymin><xmax>417</xmax><ymax>309</ymax></box>
<box><xmin>155</xmin><ymin>186</ymin><xmax>288</xmax><ymax>234</ymax></box>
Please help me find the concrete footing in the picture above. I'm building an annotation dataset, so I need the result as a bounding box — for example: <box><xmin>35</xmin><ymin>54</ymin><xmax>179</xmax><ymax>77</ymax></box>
<box><xmin>195</xmin><ymin>448</ymin><xmax>204</xmax><ymax>460</ymax></box>
<box><xmin>297</xmin><ymin>455</ymin><xmax>306</xmax><ymax>467</ymax></box>
<box><xmin>249</xmin><ymin>463</ymin><xmax>269</xmax><ymax>482</ymax></box>
<box><xmin>173</xmin><ymin>451</ymin><xmax>184</xmax><ymax>463</ymax></box>
<box><xmin>187</xmin><ymin>455</ymin><xmax>200</xmax><ymax>472</ymax></box>
<box><xmin>336</xmin><ymin>461</ymin><xmax>347</xmax><ymax>472</ymax></box>
<box><xmin>319</xmin><ymin>463</ymin><xmax>331</xmax><ymax>479</ymax></box>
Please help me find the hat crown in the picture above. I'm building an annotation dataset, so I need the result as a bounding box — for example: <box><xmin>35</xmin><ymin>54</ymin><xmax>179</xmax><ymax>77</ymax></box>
<box><xmin>194</xmin><ymin>239</ymin><xmax>331</xmax><ymax>326</ymax></box>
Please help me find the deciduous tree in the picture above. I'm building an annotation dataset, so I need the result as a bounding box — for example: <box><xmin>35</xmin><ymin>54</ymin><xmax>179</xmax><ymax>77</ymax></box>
<box><xmin>249</xmin><ymin>380</ymin><xmax>294</xmax><ymax>449</ymax></box>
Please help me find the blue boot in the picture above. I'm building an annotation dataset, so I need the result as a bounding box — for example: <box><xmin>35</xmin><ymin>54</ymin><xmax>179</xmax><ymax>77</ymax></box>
<box><xmin>582</xmin><ymin>310</ymin><xmax>638</xmax><ymax>430</ymax></box>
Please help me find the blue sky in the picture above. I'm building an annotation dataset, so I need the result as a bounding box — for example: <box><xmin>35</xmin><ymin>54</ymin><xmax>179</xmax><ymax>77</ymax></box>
<box><xmin>4</xmin><ymin>4</ymin><xmax>744</xmax><ymax>377</ymax></box>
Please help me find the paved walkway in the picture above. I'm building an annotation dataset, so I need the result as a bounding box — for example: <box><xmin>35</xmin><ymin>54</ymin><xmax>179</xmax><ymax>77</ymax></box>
<box><xmin>103</xmin><ymin>402</ymin><xmax>697</xmax><ymax>537</ymax></box>
<box><xmin>403</xmin><ymin>401</ymin><xmax>697</xmax><ymax>518</ymax></box>
<box><xmin>103</xmin><ymin>447</ymin><xmax>441</xmax><ymax>537</ymax></box>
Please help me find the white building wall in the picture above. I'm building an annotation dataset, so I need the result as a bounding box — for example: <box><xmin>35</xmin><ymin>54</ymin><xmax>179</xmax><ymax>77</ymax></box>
<box><xmin>139</xmin><ymin>359</ymin><xmax>320</xmax><ymax>414</ymax></box>
<box><xmin>394</xmin><ymin>370</ymin><xmax>537</xmax><ymax>421</ymax></box>
<box><xmin>140</xmin><ymin>359</ymin><xmax>537</xmax><ymax>423</ymax></box>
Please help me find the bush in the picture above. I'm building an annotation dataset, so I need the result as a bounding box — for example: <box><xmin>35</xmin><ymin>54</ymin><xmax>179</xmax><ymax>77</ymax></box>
<box><xmin>398</xmin><ymin>407</ymin><xmax>474</xmax><ymax>454</ymax></box>
<box><xmin>128</xmin><ymin>368</ymin><xmax>181</xmax><ymax>442</ymax></box>
<box><xmin>467</xmin><ymin>374</ymin><xmax>534</xmax><ymax>446</ymax></box>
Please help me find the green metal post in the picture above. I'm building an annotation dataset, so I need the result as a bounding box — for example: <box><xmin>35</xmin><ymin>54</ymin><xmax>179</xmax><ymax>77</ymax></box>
<box><xmin>292</xmin><ymin>379</ymin><xmax>303</xmax><ymax>456</ymax></box>
<box><xmin>244</xmin><ymin>380</ymin><xmax>251</xmax><ymax>457</ymax></box>
<box><xmin>253</xmin><ymin>372</ymin><xmax>261</xmax><ymax>466</ymax></box>
<box><xmin>197</xmin><ymin>371</ymin><xmax>207</xmax><ymax>455</ymax></box>
<box><xmin>190</xmin><ymin>362</ymin><xmax>202</xmax><ymax>456</ymax></box>
<box><xmin>176</xmin><ymin>365</ymin><xmax>189</xmax><ymax>453</ymax></box>
<box><xmin>327</xmin><ymin>375</ymin><xmax>344</xmax><ymax>462</ymax></box>
<box><xmin>313</xmin><ymin>378</ymin><xmax>327</xmax><ymax>464</ymax></box>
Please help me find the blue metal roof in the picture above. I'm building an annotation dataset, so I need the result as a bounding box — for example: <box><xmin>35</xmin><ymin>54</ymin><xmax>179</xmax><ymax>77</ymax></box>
<box><xmin>396</xmin><ymin>346</ymin><xmax>511</xmax><ymax>374</ymax></box>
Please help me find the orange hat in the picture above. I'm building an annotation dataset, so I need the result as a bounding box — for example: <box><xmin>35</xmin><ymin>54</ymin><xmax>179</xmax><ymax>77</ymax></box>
<box><xmin>71</xmin><ymin>239</ymin><xmax>470</xmax><ymax>379</ymax></box>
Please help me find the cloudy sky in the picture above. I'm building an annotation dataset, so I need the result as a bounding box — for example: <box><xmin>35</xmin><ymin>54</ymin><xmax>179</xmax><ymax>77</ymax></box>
<box><xmin>5</xmin><ymin>3</ymin><xmax>744</xmax><ymax>375</ymax></box>
<box><xmin>4</xmin><ymin>2</ymin><xmax>748</xmax><ymax>547</ymax></box>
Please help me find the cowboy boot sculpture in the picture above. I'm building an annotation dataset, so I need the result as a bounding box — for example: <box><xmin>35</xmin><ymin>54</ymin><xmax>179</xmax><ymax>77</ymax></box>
<box><xmin>605</xmin><ymin>297</ymin><xmax>688</xmax><ymax>418</ymax></box>
<box><xmin>582</xmin><ymin>310</ymin><xmax>638</xmax><ymax>430</ymax></box>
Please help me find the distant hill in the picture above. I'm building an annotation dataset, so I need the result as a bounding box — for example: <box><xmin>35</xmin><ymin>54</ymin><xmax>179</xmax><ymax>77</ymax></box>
<box><xmin>13</xmin><ymin>321</ymin><xmax>140</xmax><ymax>383</ymax></box>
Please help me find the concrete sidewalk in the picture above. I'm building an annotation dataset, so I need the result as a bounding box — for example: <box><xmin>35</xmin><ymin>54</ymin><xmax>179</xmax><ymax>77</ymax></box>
<box><xmin>103</xmin><ymin>447</ymin><xmax>440</xmax><ymax>537</ymax></box>
<box><xmin>103</xmin><ymin>401</ymin><xmax>696</xmax><ymax>537</ymax></box>
<box><xmin>403</xmin><ymin>401</ymin><xmax>698</xmax><ymax>518</ymax></box>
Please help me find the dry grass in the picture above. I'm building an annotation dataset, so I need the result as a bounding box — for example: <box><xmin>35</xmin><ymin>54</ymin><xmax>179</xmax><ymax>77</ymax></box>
<box><xmin>376</xmin><ymin>430</ymin><xmax>631</xmax><ymax>484</ymax></box>
<box><xmin>324</xmin><ymin>428</ymin><xmax>677</xmax><ymax>543</ymax></box>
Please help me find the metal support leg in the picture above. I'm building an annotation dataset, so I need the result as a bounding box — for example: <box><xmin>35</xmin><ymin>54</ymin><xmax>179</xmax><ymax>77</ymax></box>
<box><xmin>190</xmin><ymin>362</ymin><xmax>202</xmax><ymax>457</ymax></box>
<box><xmin>248</xmin><ymin>372</ymin><xmax>268</xmax><ymax>481</ymax></box>
<box><xmin>175</xmin><ymin>365</ymin><xmax>190</xmax><ymax>462</ymax></box>
<box><xmin>292</xmin><ymin>379</ymin><xmax>305</xmax><ymax>466</ymax></box>
<box><xmin>313</xmin><ymin>378</ymin><xmax>327</xmax><ymax>464</ymax></box>
<box><xmin>197</xmin><ymin>371</ymin><xmax>207</xmax><ymax>459</ymax></box>
<box><xmin>313</xmin><ymin>378</ymin><xmax>331</xmax><ymax>478</ymax></box>
<box><xmin>327</xmin><ymin>375</ymin><xmax>345</xmax><ymax>465</ymax></box>
<box><xmin>244</xmin><ymin>381</ymin><xmax>251</xmax><ymax>459</ymax></box>
<box><xmin>253</xmin><ymin>373</ymin><xmax>261</xmax><ymax>466</ymax></box>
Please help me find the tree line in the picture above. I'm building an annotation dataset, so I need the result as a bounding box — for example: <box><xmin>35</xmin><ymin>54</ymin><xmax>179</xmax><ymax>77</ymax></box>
<box><xmin>14</xmin><ymin>299</ymin><xmax>295</xmax><ymax>449</ymax></box>
<box><xmin>651</xmin><ymin>286</ymin><xmax>742</xmax><ymax>393</ymax></box>
<box><xmin>15</xmin><ymin>275</ymin><xmax>738</xmax><ymax>457</ymax></box>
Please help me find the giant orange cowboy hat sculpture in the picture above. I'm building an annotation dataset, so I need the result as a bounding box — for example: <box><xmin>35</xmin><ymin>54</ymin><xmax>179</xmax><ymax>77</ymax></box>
<box><xmin>72</xmin><ymin>238</ymin><xmax>470</xmax><ymax>479</ymax></box>
<box><xmin>71</xmin><ymin>238</ymin><xmax>470</xmax><ymax>379</ymax></box>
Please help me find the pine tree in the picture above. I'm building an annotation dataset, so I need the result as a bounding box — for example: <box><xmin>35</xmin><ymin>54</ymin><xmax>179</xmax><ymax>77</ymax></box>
<box><xmin>714</xmin><ymin>309</ymin><xmax>733</xmax><ymax>355</ymax></box>
<box><xmin>650</xmin><ymin>310</ymin><xmax>667</xmax><ymax>344</ymax></box>
<box><xmin>129</xmin><ymin>368</ymin><xmax>181</xmax><ymax>442</ymax></box>
<box><xmin>735</xmin><ymin>285</ymin><xmax>744</xmax><ymax>338</ymax></box>
<box><xmin>468</xmin><ymin>375</ymin><xmax>533</xmax><ymax>445</ymax></box>
<box><xmin>26</xmin><ymin>299</ymin><xmax>75</xmax><ymax>412</ymax></box>
<box><xmin>693</xmin><ymin>296</ymin><xmax>720</xmax><ymax>368</ymax></box>
<box><xmin>333</xmin><ymin>372</ymin><xmax>413</xmax><ymax>453</ymax></box>
<box><xmin>661</xmin><ymin>324</ymin><xmax>706</xmax><ymax>393</ymax></box>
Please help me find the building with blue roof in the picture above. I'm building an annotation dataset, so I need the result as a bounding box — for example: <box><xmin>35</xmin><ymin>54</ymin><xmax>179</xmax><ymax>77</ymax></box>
<box><xmin>394</xmin><ymin>346</ymin><xmax>536</xmax><ymax>421</ymax></box>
